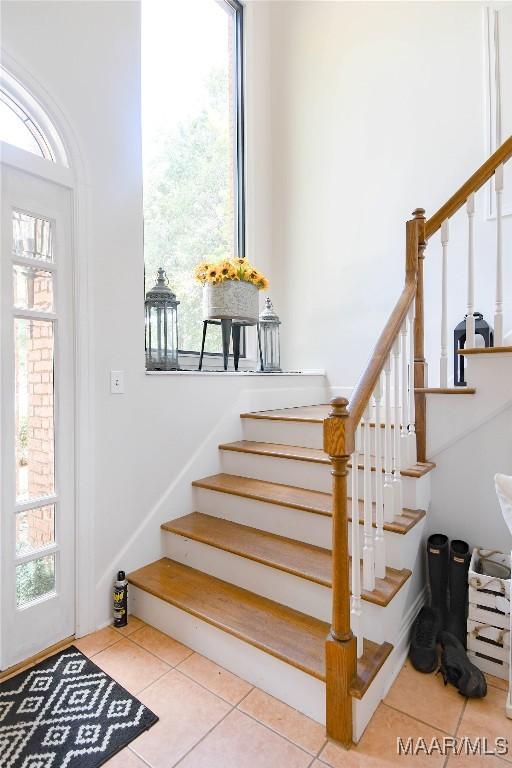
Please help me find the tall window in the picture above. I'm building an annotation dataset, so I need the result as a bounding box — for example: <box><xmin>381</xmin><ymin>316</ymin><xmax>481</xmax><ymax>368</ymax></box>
<box><xmin>142</xmin><ymin>0</ymin><xmax>244</xmax><ymax>355</ymax></box>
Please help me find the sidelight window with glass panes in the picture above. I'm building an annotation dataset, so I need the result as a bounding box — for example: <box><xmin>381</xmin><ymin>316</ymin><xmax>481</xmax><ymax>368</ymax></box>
<box><xmin>12</xmin><ymin>210</ymin><xmax>57</xmax><ymax>606</ymax></box>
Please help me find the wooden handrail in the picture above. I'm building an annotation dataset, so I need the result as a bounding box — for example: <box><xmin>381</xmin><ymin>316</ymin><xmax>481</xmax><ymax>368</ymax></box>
<box><xmin>346</xmin><ymin>211</ymin><xmax>424</xmax><ymax>443</ymax></box>
<box><xmin>347</xmin><ymin>281</ymin><xmax>416</xmax><ymax>437</ymax></box>
<box><xmin>425</xmin><ymin>136</ymin><xmax>512</xmax><ymax>240</ymax></box>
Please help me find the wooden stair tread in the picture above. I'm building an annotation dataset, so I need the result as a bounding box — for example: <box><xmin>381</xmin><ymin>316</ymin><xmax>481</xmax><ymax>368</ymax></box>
<box><xmin>192</xmin><ymin>473</ymin><xmax>426</xmax><ymax>534</ymax></box>
<box><xmin>240</xmin><ymin>405</ymin><xmax>401</xmax><ymax>429</ymax></box>
<box><xmin>415</xmin><ymin>387</ymin><xmax>476</xmax><ymax>395</ymax></box>
<box><xmin>220</xmin><ymin>440</ymin><xmax>435</xmax><ymax>478</ymax></box>
<box><xmin>162</xmin><ymin>512</ymin><xmax>411</xmax><ymax>606</ymax></box>
<box><xmin>222</xmin><ymin>439</ymin><xmax>331</xmax><ymax>463</ymax></box>
<box><xmin>241</xmin><ymin>405</ymin><xmax>330</xmax><ymax>423</ymax></box>
<box><xmin>458</xmin><ymin>346</ymin><xmax>512</xmax><ymax>355</ymax></box>
<box><xmin>128</xmin><ymin>557</ymin><xmax>392</xmax><ymax>696</ymax></box>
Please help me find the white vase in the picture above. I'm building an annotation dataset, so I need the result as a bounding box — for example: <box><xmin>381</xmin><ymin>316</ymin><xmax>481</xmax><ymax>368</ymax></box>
<box><xmin>202</xmin><ymin>280</ymin><xmax>259</xmax><ymax>323</ymax></box>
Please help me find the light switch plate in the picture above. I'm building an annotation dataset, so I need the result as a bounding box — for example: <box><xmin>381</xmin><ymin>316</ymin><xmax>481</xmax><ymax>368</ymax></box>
<box><xmin>110</xmin><ymin>370</ymin><xmax>124</xmax><ymax>394</ymax></box>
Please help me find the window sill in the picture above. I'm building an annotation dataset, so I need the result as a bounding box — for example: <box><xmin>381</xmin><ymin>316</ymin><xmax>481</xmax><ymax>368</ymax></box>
<box><xmin>145</xmin><ymin>368</ymin><xmax>326</xmax><ymax>377</ymax></box>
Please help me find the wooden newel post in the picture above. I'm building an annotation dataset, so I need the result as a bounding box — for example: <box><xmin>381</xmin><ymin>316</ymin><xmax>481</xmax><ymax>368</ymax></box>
<box><xmin>323</xmin><ymin>397</ymin><xmax>356</xmax><ymax>747</ymax></box>
<box><xmin>411</xmin><ymin>208</ymin><xmax>427</xmax><ymax>463</ymax></box>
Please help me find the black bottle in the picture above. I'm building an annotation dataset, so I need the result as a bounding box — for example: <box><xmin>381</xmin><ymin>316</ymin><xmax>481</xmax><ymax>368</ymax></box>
<box><xmin>113</xmin><ymin>570</ymin><xmax>128</xmax><ymax>628</ymax></box>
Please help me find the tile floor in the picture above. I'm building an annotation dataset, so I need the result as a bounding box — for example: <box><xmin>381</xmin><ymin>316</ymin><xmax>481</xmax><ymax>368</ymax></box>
<box><xmin>15</xmin><ymin>617</ymin><xmax>512</xmax><ymax>767</ymax></box>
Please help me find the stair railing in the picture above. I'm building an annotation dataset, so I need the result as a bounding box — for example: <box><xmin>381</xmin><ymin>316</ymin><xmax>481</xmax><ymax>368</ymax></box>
<box><xmin>425</xmin><ymin>136</ymin><xmax>512</xmax><ymax>378</ymax></box>
<box><xmin>323</xmin><ymin>135</ymin><xmax>512</xmax><ymax>747</ymax></box>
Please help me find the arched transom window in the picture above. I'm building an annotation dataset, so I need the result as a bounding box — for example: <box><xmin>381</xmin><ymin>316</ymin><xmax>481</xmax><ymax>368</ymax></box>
<box><xmin>0</xmin><ymin>89</ymin><xmax>53</xmax><ymax>160</ymax></box>
<box><xmin>0</xmin><ymin>67</ymin><xmax>68</xmax><ymax>165</ymax></box>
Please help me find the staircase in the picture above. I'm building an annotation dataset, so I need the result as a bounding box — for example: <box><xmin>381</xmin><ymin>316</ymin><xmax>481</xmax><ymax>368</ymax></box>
<box><xmin>127</xmin><ymin>135</ymin><xmax>512</xmax><ymax>747</ymax></box>
<box><xmin>128</xmin><ymin>404</ymin><xmax>433</xmax><ymax>742</ymax></box>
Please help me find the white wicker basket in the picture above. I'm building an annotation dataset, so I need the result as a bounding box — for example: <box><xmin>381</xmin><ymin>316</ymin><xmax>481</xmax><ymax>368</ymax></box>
<box><xmin>467</xmin><ymin>548</ymin><xmax>511</xmax><ymax>681</ymax></box>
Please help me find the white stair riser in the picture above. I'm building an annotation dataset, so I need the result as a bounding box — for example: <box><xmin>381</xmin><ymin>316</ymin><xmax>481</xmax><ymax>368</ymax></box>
<box><xmin>242</xmin><ymin>418</ymin><xmax>323</xmax><ymax>449</ymax></box>
<box><xmin>219</xmin><ymin>450</ymin><xmax>430</xmax><ymax>509</ymax></box>
<box><xmin>162</xmin><ymin>530</ymin><xmax>411</xmax><ymax>645</ymax></box>
<box><xmin>241</xmin><ymin>418</ymin><xmax>404</xmax><ymax>456</ymax></box>
<box><xmin>194</xmin><ymin>485</ymin><xmax>331</xmax><ymax>546</ymax></box>
<box><xmin>130</xmin><ymin>586</ymin><xmax>326</xmax><ymax>725</ymax></box>
<box><xmin>193</xmin><ymin>486</ymin><xmax>425</xmax><ymax>571</ymax></box>
<box><xmin>221</xmin><ymin>449</ymin><xmax>331</xmax><ymax>491</ymax></box>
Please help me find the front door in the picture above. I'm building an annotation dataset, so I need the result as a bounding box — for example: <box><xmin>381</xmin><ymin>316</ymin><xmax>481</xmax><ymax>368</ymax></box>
<box><xmin>1</xmin><ymin>163</ymin><xmax>75</xmax><ymax>669</ymax></box>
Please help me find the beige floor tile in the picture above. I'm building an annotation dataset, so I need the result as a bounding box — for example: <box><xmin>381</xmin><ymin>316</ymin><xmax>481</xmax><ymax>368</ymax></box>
<box><xmin>239</xmin><ymin>687</ymin><xmax>326</xmax><ymax>755</ymax></box>
<box><xmin>131</xmin><ymin>624</ymin><xmax>193</xmax><ymax>666</ymax></box>
<box><xmin>384</xmin><ymin>660</ymin><xmax>465</xmax><ymax>733</ymax></box>
<box><xmin>177</xmin><ymin>708</ymin><xmax>312</xmax><ymax>768</ymax></box>
<box><xmin>104</xmin><ymin>747</ymin><xmax>148</xmax><ymax>766</ymax></box>
<box><xmin>93</xmin><ymin>637</ymin><xmax>169</xmax><ymax>695</ymax></box>
<box><xmin>319</xmin><ymin>704</ymin><xmax>447</xmax><ymax>767</ymax></box>
<box><xmin>114</xmin><ymin>615</ymin><xmax>145</xmax><ymax>636</ymax></box>
<box><xmin>447</xmin><ymin>754</ymin><xmax>506</xmax><ymax>767</ymax></box>
<box><xmin>131</xmin><ymin>669</ymin><xmax>230</xmax><ymax>768</ymax></box>
<box><xmin>74</xmin><ymin>627</ymin><xmax>121</xmax><ymax>658</ymax></box>
<box><xmin>457</xmin><ymin>685</ymin><xmax>512</xmax><ymax>763</ymax></box>
<box><xmin>486</xmin><ymin>673</ymin><xmax>508</xmax><ymax>692</ymax></box>
<box><xmin>177</xmin><ymin>652</ymin><xmax>252</xmax><ymax>704</ymax></box>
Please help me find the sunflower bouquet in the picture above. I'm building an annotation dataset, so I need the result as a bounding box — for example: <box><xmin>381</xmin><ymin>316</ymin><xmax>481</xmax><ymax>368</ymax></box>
<box><xmin>194</xmin><ymin>257</ymin><xmax>269</xmax><ymax>290</ymax></box>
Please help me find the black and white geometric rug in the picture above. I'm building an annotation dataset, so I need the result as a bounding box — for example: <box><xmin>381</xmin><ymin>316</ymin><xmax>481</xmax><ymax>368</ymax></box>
<box><xmin>0</xmin><ymin>645</ymin><xmax>158</xmax><ymax>768</ymax></box>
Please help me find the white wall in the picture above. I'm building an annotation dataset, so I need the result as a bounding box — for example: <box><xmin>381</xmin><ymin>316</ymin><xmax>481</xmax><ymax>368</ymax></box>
<box><xmin>261</xmin><ymin>0</ymin><xmax>512</xmax><ymax>388</ymax></box>
<box><xmin>428</xmin><ymin>404</ymin><xmax>512</xmax><ymax>551</ymax></box>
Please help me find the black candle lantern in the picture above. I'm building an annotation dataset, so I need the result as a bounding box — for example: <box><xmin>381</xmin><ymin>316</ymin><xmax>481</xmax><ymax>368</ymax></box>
<box><xmin>454</xmin><ymin>312</ymin><xmax>493</xmax><ymax>386</ymax></box>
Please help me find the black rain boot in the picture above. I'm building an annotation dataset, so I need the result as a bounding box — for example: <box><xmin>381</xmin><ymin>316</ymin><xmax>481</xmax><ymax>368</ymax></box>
<box><xmin>427</xmin><ymin>533</ymin><xmax>449</xmax><ymax>628</ymax></box>
<box><xmin>439</xmin><ymin>631</ymin><xmax>487</xmax><ymax>698</ymax></box>
<box><xmin>409</xmin><ymin>534</ymin><xmax>448</xmax><ymax>673</ymax></box>
<box><xmin>446</xmin><ymin>539</ymin><xmax>470</xmax><ymax>648</ymax></box>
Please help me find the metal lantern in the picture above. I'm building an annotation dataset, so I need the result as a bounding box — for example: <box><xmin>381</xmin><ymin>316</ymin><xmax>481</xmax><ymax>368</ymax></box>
<box><xmin>145</xmin><ymin>267</ymin><xmax>180</xmax><ymax>371</ymax></box>
<box><xmin>259</xmin><ymin>297</ymin><xmax>281</xmax><ymax>372</ymax></box>
<box><xmin>454</xmin><ymin>312</ymin><xmax>493</xmax><ymax>386</ymax></box>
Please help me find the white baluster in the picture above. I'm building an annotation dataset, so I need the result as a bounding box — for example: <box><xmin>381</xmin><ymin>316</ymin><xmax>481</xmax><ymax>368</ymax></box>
<box><xmin>373</xmin><ymin>378</ymin><xmax>385</xmax><ymax>579</ymax></box>
<box><xmin>383</xmin><ymin>353</ymin><xmax>394</xmax><ymax>522</ymax></box>
<box><xmin>351</xmin><ymin>426</ymin><xmax>363</xmax><ymax>659</ymax></box>
<box><xmin>362</xmin><ymin>405</ymin><xmax>375</xmax><ymax>592</ymax></box>
<box><xmin>466</xmin><ymin>193</ymin><xmax>475</xmax><ymax>348</ymax></box>
<box><xmin>440</xmin><ymin>218</ymin><xmax>449</xmax><ymax>386</ymax></box>
<box><xmin>400</xmin><ymin>320</ymin><xmax>409</xmax><ymax>464</ymax></box>
<box><xmin>407</xmin><ymin>303</ymin><xmax>417</xmax><ymax>465</ymax></box>
<box><xmin>392</xmin><ymin>336</ymin><xmax>403</xmax><ymax>516</ymax></box>
<box><xmin>495</xmin><ymin>165</ymin><xmax>504</xmax><ymax>345</ymax></box>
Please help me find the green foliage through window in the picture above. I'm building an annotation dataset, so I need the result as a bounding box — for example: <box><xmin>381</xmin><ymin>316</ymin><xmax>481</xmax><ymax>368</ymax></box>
<box><xmin>16</xmin><ymin>555</ymin><xmax>55</xmax><ymax>606</ymax></box>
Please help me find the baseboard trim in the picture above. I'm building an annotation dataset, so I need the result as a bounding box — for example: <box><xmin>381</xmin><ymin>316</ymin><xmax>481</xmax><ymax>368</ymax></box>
<box><xmin>382</xmin><ymin>586</ymin><xmax>426</xmax><ymax>699</ymax></box>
